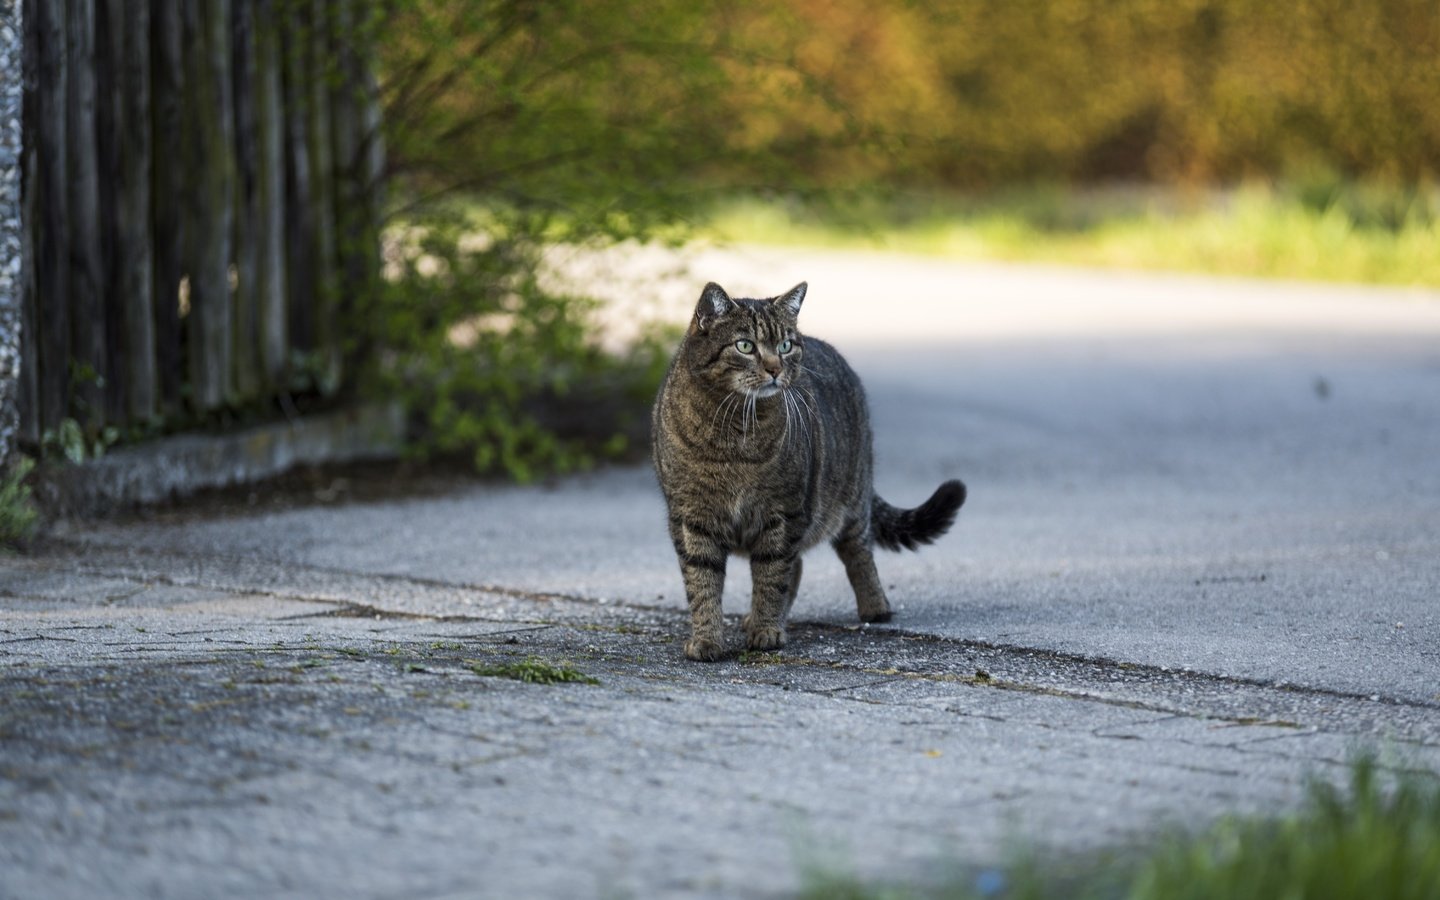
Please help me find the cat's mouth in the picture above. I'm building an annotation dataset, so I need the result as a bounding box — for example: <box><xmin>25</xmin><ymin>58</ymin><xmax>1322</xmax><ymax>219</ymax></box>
<box><xmin>752</xmin><ymin>381</ymin><xmax>785</xmax><ymax>399</ymax></box>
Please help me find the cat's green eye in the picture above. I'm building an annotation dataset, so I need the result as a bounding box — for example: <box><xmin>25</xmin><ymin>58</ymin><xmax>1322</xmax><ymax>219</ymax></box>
<box><xmin>778</xmin><ymin>339</ymin><xmax>794</xmax><ymax>354</ymax></box>
<box><xmin>735</xmin><ymin>339</ymin><xmax>756</xmax><ymax>354</ymax></box>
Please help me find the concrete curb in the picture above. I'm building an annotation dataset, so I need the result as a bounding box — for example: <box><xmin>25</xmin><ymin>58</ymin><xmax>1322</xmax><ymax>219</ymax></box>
<box><xmin>33</xmin><ymin>403</ymin><xmax>406</xmax><ymax>518</ymax></box>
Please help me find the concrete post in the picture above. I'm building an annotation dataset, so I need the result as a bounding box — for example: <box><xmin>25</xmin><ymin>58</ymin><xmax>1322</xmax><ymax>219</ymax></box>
<box><xmin>0</xmin><ymin>0</ymin><xmax>22</xmax><ymax>464</ymax></box>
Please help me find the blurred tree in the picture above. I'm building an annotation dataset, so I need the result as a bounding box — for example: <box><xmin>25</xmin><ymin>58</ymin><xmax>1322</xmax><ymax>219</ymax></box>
<box><xmin>379</xmin><ymin>0</ymin><xmax>846</xmax><ymax>235</ymax></box>
<box><xmin>378</xmin><ymin>0</ymin><xmax>1439</xmax><ymax>197</ymax></box>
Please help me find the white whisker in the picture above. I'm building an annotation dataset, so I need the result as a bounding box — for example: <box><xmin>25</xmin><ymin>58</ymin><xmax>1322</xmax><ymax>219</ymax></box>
<box><xmin>721</xmin><ymin>391</ymin><xmax>744</xmax><ymax>436</ymax></box>
<box><xmin>710</xmin><ymin>391</ymin><xmax>741</xmax><ymax>436</ymax></box>
<box><xmin>792</xmin><ymin>385</ymin><xmax>819</xmax><ymax>423</ymax></box>
<box><xmin>785</xmin><ymin>391</ymin><xmax>804</xmax><ymax>454</ymax></box>
<box><xmin>783</xmin><ymin>391</ymin><xmax>794</xmax><ymax>449</ymax></box>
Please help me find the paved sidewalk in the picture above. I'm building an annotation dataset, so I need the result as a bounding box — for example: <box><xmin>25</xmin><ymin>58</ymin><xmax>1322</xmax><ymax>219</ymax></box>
<box><xmin>3</xmin><ymin>538</ymin><xmax>1438</xmax><ymax>900</ymax></box>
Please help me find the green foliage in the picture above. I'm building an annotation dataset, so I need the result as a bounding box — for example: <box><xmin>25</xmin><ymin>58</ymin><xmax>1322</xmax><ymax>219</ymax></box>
<box><xmin>797</xmin><ymin>756</ymin><xmax>1440</xmax><ymax>900</ymax></box>
<box><xmin>382</xmin><ymin>1</ymin><xmax>1440</xmax><ymax>191</ymax></box>
<box><xmin>468</xmin><ymin>655</ymin><xmax>599</xmax><ymax>685</ymax></box>
<box><xmin>0</xmin><ymin>458</ymin><xmax>40</xmax><ymax>548</ymax></box>
<box><xmin>39</xmin><ymin>418</ymin><xmax>120</xmax><ymax>464</ymax></box>
<box><xmin>360</xmin><ymin>209</ymin><xmax>671</xmax><ymax>480</ymax></box>
<box><xmin>379</xmin><ymin>0</ymin><xmax>822</xmax><ymax>237</ymax></box>
<box><xmin>1129</xmin><ymin>756</ymin><xmax>1440</xmax><ymax>900</ymax></box>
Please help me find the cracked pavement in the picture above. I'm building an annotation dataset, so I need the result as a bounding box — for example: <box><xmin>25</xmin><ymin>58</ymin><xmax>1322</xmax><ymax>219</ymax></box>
<box><xmin>4</xmin><ymin>251</ymin><xmax>1440</xmax><ymax>898</ymax></box>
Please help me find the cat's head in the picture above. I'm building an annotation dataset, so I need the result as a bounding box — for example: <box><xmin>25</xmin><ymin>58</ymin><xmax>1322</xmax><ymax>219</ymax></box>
<box><xmin>685</xmin><ymin>282</ymin><xmax>806</xmax><ymax>398</ymax></box>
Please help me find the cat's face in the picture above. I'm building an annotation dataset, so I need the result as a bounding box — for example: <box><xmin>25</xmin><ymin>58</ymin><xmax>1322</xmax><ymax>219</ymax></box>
<box><xmin>686</xmin><ymin>282</ymin><xmax>806</xmax><ymax>398</ymax></box>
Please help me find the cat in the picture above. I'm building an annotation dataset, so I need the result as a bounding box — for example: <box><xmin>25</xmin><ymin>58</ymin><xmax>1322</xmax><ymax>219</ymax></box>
<box><xmin>651</xmin><ymin>281</ymin><xmax>966</xmax><ymax>660</ymax></box>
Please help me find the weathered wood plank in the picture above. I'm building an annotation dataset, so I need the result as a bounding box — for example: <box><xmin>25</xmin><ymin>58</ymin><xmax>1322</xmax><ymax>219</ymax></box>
<box><xmin>118</xmin><ymin>0</ymin><xmax>157</xmax><ymax>422</ymax></box>
<box><xmin>280</xmin><ymin>2</ymin><xmax>314</xmax><ymax>361</ymax></box>
<box><xmin>306</xmin><ymin>0</ymin><xmax>338</xmax><ymax>393</ymax></box>
<box><xmin>66</xmin><ymin>0</ymin><xmax>107</xmax><ymax>431</ymax></box>
<box><xmin>151</xmin><ymin>0</ymin><xmax>185</xmax><ymax>416</ymax></box>
<box><xmin>182</xmin><ymin>0</ymin><xmax>237</xmax><ymax>411</ymax></box>
<box><xmin>96</xmin><ymin>0</ymin><xmax>125</xmax><ymax>425</ymax></box>
<box><xmin>231</xmin><ymin>0</ymin><xmax>261</xmax><ymax>400</ymax></box>
<box><xmin>329</xmin><ymin>0</ymin><xmax>382</xmax><ymax>375</ymax></box>
<box><xmin>254</xmin><ymin>0</ymin><xmax>288</xmax><ymax>385</ymax></box>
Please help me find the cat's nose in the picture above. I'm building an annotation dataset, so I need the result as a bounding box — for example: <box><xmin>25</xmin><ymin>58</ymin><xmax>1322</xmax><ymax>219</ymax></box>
<box><xmin>762</xmin><ymin>356</ymin><xmax>783</xmax><ymax>378</ymax></box>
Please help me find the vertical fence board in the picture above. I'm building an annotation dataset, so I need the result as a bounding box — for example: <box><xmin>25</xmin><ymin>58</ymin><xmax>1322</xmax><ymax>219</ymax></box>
<box><xmin>151</xmin><ymin>0</ymin><xmax>185</xmax><ymax>416</ymax></box>
<box><xmin>281</xmin><ymin>5</ymin><xmax>314</xmax><ymax>361</ymax></box>
<box><xmin>66</xmin><ymin>0</ymin><xmax>106</xmax><ymax>430</ymax></box>
<box><xmin>183</xmin><ymin>0</ymin><xmax>236</xmax><ymax>411</ymax></box>
<box><xmin>306</xmin><ymin>0</ymin><xmax>339</xmax><ymax>392</ymax></box>
<box><xmin>119</xmin><ymin>0</ymin><xmax>156</xmax><ymax>422</ymax></box>
<box><xmin>330</xmin><ymin>0</ymin><xmax>381</xmax><ymax>373</ymax></box>
<box><xmin>254</xmin><ymin>0</ymin><xmax>288</xmax><ymax>384</ymax></box>
<box><xmin>231</xmin><ymin>0</ymin><xmax>261</xmax><ymax>400</ymax></box>
<box><xmin>97</xmin><ymin>0</ymin><xmax>125</xmax><ymax>425</ymax></box>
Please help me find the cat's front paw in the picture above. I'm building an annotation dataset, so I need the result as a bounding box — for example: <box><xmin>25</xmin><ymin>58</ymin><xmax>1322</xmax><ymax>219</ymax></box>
<box><xmin>744</xmin><ymin>623</ymin><xmax>786</xmax><ymax>651</ymax></box>
<box><xmin>684</xmin><ymin>635</ymin><xmax>727</xmax><ymax>662</ymax></box>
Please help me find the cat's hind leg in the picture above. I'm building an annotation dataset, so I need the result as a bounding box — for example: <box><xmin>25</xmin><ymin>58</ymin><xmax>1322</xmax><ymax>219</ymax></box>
<box><xmin>833</xmin><ymin>517</ymin><xmax>892</xmax><ymax>623</ymax></box>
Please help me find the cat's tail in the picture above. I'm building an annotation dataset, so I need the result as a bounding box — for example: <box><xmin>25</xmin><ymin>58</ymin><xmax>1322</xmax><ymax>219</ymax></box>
<box><xmin>871</xmin><ymin>480</ymin><xmax>966</xmax><ymax>552</ymax></box>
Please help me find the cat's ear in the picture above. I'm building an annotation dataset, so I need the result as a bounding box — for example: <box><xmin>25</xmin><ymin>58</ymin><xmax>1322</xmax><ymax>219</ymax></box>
<box><xmin>776</xmin><ymin>282</ymin><xmax>807</xmax><ymax>316</ymax></box>
<box><xmin>694</xmin><ymin>282</ymin><xmax>735</xmax><ymax>331</ymax></box>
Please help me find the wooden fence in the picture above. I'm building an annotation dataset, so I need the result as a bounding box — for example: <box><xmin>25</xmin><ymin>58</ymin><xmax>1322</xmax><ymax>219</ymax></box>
<box><xmin>17</xmin><ymin>0</ymin><xmax>383</xmax><ymax>447</ymax></box>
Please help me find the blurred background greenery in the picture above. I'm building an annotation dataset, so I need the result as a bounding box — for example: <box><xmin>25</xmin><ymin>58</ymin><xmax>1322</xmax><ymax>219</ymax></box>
<box><xmin>379</xmin><ymin>0</ymin><xmax>1439</xmax><ymax>246</ymax></box>
<box><xmin>363</xmin><ymin>0</ymin><xmax>1439</xmax><ymax>478</ymax></box>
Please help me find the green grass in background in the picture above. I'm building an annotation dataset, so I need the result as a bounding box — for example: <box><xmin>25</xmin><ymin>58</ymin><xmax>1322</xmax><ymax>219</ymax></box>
<box><xmin>800</xmin><ymin>756</ymin><xmax>1440</xmax><ymax>900</ymax></box>
<box><xmin>706</xmin><ymin>182</ymin><xmax>1440</xmax><ymax>288</ymax></box>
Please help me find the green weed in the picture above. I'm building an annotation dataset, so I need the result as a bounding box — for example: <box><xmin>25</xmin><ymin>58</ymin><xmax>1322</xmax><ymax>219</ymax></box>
<box><xmin>468</xmin><ymin>656</ymin><xmax>599</xmax><ymax>686</ymax></box>
<box><xmin>0</xmin><ymin>458</ymin><xmax>39</xmax><ymax>548</ymax></box>
<box><xmin>800</xmin><ymin>756</ymin><xmax>1440</xmax><ymax>900</ymax></box>
<box><xmin>1129</xmin><ymin>756</ymin><xmax>1440</xmax><ymax>900</ymax></box>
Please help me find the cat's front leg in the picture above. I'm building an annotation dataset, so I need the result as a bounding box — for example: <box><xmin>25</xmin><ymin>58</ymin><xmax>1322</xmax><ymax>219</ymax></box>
<box><xmin>671</xmin><ymin>520</ymin><xmax>729</xmax><ymax>661</ymax></box>
<box><xmin>745</xmin><ymin>552</ymin><xmax>801</xmax><ymax>651</ymax></box>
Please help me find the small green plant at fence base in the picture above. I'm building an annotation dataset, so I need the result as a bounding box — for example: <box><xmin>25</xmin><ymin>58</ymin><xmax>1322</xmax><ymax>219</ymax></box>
<box><xmin>0</xmin><ymin>458</ymin><xmax>40</xmax><ymax>548</ymax></box>
<box><xmin>39</xmin><ymin>418</ymin><xmax>120</xmax><ymax>465</ymax></box>
<box><xmin>468</xmin><ymin>656</ymin><xmax>599</xmax><ymax>686</ymax></box>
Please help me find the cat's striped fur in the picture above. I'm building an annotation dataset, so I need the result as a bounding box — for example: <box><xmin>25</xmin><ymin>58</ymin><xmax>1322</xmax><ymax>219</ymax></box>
<box><xmin>651</xmin><ymin>281</ymin><xmax>966</xmax><ymax>661</ymax></box>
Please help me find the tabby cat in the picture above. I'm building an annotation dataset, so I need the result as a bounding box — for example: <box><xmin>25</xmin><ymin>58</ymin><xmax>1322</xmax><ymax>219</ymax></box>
<box><xmin>652</xmin><ymin>281</ymin><xmax>966</xmax><ymax>660</ymax></box>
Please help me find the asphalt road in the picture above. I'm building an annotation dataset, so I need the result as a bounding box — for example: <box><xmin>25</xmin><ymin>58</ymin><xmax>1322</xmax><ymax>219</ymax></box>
<box><xmin>72</xmin><ymin>246</ymin><xmax>1440</xmax><ymax>703</ymax></box>
<box><xmin>6</xmin><ymin>248</ymin><xmax>1440</xmax><ymax>898</ymax></box>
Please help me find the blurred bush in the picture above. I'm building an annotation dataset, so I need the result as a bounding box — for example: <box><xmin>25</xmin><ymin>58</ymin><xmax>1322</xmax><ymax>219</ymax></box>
<box><xmin>358</xmin><ymin>209</ymin><xmax>674</xmax><ymax>480</ymax></box>
<box><xmin>380</xmin><ymin>0</ymin><xmax>1438</xmax><ymax>198</ymax></box>
<box><xmin>722</xmin><ymin>0</ymin><xmax>1439</xmax><ymax>186</ymax></box>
